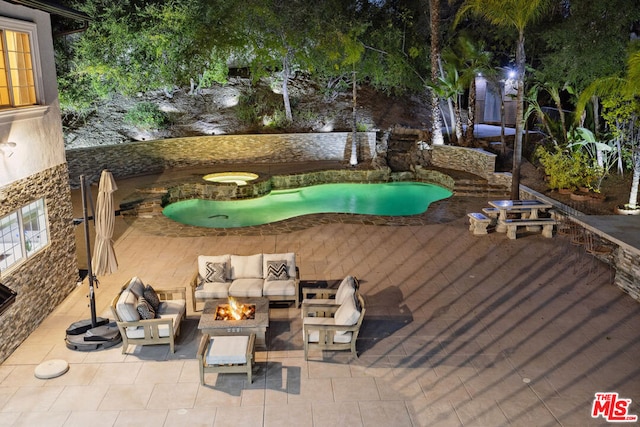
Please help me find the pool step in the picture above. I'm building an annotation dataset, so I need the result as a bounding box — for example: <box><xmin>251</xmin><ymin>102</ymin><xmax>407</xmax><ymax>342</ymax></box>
<box><xmin>453</xmin><ymin>178</ymin><xmax>510</xmax><ymax>198</ymax></box>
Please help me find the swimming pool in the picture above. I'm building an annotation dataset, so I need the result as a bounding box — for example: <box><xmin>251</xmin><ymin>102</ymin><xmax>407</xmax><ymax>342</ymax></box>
<box><xmin>163</xmin><ymin>182</ymin><xmax>452</xmax><ymax>228</ymax></box>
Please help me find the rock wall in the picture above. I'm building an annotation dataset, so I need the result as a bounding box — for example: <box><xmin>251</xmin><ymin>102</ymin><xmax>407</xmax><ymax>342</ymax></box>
<box><xmin>0</xmin><ymin>164</ymin><xmax>78</xmax><ymax>363</ymax></box>
<box><xmin>66</xmin><ymin>132</ymin><xmax>377</xmax><ymax>186</ymax></box>
<box><xmin>616</xmin><ymin>247</ymin><xmax>640</xmax><ymax>301</ymax></box>
<box><xmin>431</xmin><ymin>144</ymin><xmax>509</xmax><ymax>186</ymax></box>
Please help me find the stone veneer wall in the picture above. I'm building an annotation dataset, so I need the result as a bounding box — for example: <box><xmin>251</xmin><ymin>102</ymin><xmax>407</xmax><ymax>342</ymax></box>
<box><xmin>430</xmin><ymin>144</ymin><xmax>511</xmax><ymax>187</ymax></box>
<box><xmin>616</xmin><ymin>248</ymin><xmax>640</xmax><ymax>301</ymax></box>
<box><xmin>66</xmin><ymin>132</ymin><xmax>377</xmax><ymax>186</ymax></box>
<box><xmin>0</xmin><ymin>164</ymin><xmax>78</xmax><ymax>362</ymax></box>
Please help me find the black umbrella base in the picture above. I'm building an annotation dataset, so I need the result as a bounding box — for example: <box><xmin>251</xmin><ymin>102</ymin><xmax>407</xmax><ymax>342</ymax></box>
<box><xmin>65</xmin><ymin>321</ymin><xmax>122</xmax><ymax>351</ymax></box>
<box><xmin>66</xmin><ymin>317</ymin><xmax>109</xmax><ymax>336</ymax></box>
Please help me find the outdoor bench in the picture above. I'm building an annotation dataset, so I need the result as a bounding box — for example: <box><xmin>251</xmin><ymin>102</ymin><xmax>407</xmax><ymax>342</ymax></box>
<box><xmin>467</xmin><ymin>212</ymin><xmax>492</xmax><ymax>235</ymax></box>
<box><xmin>499</xmin><ymin>218</ymin><xmax>557</xmax><ymax>240</ymax></box>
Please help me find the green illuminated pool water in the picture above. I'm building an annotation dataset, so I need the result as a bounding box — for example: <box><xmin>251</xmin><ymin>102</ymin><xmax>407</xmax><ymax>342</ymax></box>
<box><xmin>163</xmin><ymin>182</ymin><xmax>452</xmax><ymax>228</ymax></box>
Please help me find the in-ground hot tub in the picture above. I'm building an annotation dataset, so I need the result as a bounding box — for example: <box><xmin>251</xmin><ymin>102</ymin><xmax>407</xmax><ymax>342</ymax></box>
<box><xmin>203</xmin><ymin>172</ymin><xmax>259</xmax><ymax>186</ymax></box>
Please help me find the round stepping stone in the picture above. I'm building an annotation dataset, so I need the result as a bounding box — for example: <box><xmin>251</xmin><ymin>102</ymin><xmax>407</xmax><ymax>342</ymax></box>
<box><xmin>34</xmin><ymin>359</ymin><xmax>69</xmax><ymax>379</ymax></box>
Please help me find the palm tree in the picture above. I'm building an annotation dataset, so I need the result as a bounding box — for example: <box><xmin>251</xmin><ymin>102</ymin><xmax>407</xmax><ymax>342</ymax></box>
<box><xmin>443</xmin><ymin>35</ymin><xmax>492</xmax><ymax>145</ymax></box>
<box><xmin>455</xmin><ymin>0</ymin><xmax>553</xmax><ymax>199</ymax></box>
<box><xmin>575</xmin><ymin>48</ymin><xmax>640</xmax><ymax>211</ymax></box>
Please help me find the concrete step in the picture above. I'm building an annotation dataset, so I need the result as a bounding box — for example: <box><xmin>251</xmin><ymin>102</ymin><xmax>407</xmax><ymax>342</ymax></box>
<box><xmin>453</xmin><ymin>178</ymin><xmax>510</xmax><ymax>198</ymax></box>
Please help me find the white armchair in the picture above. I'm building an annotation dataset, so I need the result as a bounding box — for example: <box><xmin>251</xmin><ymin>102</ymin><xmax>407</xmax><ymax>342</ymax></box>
<box><xmin>302</xmin><ymin>292</ymin><xmax>365</xmax><ymax>360</ymax></box>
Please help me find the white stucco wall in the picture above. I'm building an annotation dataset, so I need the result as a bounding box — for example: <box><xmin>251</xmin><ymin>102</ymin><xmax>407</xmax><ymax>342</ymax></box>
<box><xmin>0</xmin><ymin>1</ymin><xmax>65</xmax><ymax>187</ymax></box>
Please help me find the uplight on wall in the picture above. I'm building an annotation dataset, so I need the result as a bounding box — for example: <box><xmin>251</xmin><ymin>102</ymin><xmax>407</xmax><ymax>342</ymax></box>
<box><xmin>0</xmin><ymin>142</ymin><xmax>16</xmax><ymax>158</ymax></box>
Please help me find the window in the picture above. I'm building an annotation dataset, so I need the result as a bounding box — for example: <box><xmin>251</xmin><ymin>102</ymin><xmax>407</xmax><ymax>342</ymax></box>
<box><xmin>0</xmin><ymin>199</ymin><xmax>49</xmax><ymax>272</ymax></box>
<box><xmin>0</xmin><ymin>17</ymin><xmax>41</xmax><ymax>110</ymax></box>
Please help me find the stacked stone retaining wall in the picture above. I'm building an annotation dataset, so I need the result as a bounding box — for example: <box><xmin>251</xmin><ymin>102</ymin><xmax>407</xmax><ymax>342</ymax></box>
<box><xmin>66</xmin><ymin>132</ymin><xmax>377</xmax><ymax>186</ymax></box>
<box><xmin>0</xmin><ymin>164</ymin><xmax>78</xmax><ymax>363</ymax></box>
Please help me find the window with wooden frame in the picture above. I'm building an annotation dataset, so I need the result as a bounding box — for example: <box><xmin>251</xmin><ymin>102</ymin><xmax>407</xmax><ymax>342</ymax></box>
<box><xmin>0</xmin><ymin>17</ymin><xmax>41</xmax><ymax>110</ymax></box>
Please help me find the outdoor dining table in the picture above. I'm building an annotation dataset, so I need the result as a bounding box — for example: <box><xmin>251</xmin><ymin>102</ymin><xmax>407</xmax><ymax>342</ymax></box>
<box><xmin>489</xmin><ymin>199</ymin><xmax>553</xmax><ymax>233</ymax></box>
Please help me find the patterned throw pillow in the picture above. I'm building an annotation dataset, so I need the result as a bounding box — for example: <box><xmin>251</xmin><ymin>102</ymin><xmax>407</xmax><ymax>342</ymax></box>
<box><xmin>137</xmin><ymin>296</ymin><xmax>156</xmax><ymax>319</ymax></box>
<box><xmin>266</xmin><ymin>260</ymin><xmax>289</xmax><ymax>281</ymax></box>
<box><xmin>205</xmin><ymin>262</ymin><xmax>226</xmax><ymax>283</ymax></box>
<box><xmin>143</xmin><ymin>285</ymin><xmax>161</xmax><ymax>312</ymax></box>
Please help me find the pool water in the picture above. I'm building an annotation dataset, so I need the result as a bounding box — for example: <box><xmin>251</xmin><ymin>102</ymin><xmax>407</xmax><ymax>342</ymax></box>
<box><xmin>163</xmin><ymin>182</ymin><xmax>452</xmax><ymax>228</ymax></box>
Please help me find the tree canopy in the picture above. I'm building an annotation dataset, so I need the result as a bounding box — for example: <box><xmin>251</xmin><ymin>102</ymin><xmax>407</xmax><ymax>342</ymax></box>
<box><xmin>56</xmin><ymin>0</ymin><xmax>639</xmax><ymax>146</ymax></box>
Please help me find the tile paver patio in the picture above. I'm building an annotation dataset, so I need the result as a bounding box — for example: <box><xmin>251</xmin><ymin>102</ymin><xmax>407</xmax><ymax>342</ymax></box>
<box><xmin>1</xmin><ymin>167</ymin><xmax>639</xmax><ymax>426</ymax></box>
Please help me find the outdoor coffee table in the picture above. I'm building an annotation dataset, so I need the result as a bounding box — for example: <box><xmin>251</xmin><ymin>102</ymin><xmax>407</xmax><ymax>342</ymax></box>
<box><xmin>198</xmin><ymin>297</ymin><xmax>269</xmax><ymax>350</ymax></box>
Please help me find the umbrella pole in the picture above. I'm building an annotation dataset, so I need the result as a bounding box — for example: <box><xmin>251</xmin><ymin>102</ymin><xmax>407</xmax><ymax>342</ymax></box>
<box><xmin>80</xmin><ymin>175</ymin><xmax>98</xmax><ymax>328</ymax></box>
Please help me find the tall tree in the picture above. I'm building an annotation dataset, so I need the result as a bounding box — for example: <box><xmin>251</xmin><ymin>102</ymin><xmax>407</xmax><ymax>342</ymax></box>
<box><xmin>575</xmin><ymin>47</ymin><xmax>640</xmax><ymax>210</ymax></box>
<box><xmin>429</xmin><ymin>0</ymin><xmax>445</xmax><ymax>145</ymax></box>
<box><xmin>455</xmin><ymin>0</ymin><xmax>553</xmax><ymax>199</ymax></box>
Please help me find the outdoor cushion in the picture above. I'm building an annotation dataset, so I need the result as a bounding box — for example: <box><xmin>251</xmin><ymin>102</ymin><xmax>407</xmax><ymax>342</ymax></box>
<box><xmin>127</xmin><ymin>276</ymin><xmax>145</xmax><ymax>297</ymax></box>
<box><xmin>303</xmin><ymin>317</ymin><xmax>354</xmax><ymax>343</ymax></box>
<box><xmin>143</xmin><ymin>285</ymin><xmax>161</xmax><ymax>312</ymax></box>
<box><xmin>334</xmin><ymin>294</ymin><xmax>360</xmax><ymax>335</ymax></box>
<box><xmin>160</xmin><ymin>299</ymin><xmax>187</xmax><ymax>319</ymax></box>
<box><xmin>263</xmin><ymin>278</ymin><xmax>296</xmax><ymax>296</ymax></box>
<box><xmin>266</xmin><ymin>260</ymin><xmax>289</xmax><ymax>280</ymax></box>
<box><xmin>206</xmin><ymin>336</ymin><xmax>249</xmax><ymax>365</ymax></box>
<box><xmin>195</xmin><ymin>281</ymin><xmax>231</xmax><ymax>299</ymax></box>
<box><xmin>116</xmin><ymin>289</ymin><xmax>141</xmax><ymax>322</ymax></box>
<box><xmin>229</xmin><ymin>278</ymin><xmax>264</xmax><ymax>297</ymax></box>
<box><xmin>335</xmin><ymin>276</ymin><xmax>357</xmax><ymax>305</ymax></box>
<box><xmin>230</xmin><ymin>254</ymin><xmax>263</xmax><ymax>279</ymax></box>
<box><xmin>136</xmin><ymin>296</ymin><xmax>155</xmax><ymax>319</ymax></box>
<box><xmin>263</xmin><ymin>252</ymin><xmax>296</xmax><ymax>278</ymax></box>
<box><xmin>205</xmin><ymin>262</ymin><xmax>227</xmax><ymax>283</ymax></box>
<box><xmin>198</xmin><ymin>255</ymin><xmax>231</xmax><ymax>281</ymax></box>
<box><xmin>125</xmin><ymin>300</ymin><xmax>186</xmax><ymax>339</ymax></box>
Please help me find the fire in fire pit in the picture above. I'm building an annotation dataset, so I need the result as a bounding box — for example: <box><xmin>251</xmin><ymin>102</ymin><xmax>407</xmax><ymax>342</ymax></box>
<box><xmin>215</xmin><ymin>297</ymin><xmax>256</xmax><ymax>320</ymax></box>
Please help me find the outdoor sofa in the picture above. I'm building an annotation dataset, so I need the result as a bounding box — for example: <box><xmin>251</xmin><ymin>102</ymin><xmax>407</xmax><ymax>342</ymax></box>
<box><xmin>191</xmin><ymin>253</ymin><xmax>300</xmax><ymax>311</ymax></box>
<box><xmin>110</xmin><ymin>277</ymin><xmax>187</xmax><ymax>353</ymax></box>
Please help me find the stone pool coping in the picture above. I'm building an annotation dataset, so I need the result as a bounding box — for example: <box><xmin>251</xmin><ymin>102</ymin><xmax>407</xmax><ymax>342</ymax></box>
<box><xmin>120</xmin><ymin>167</ymin><xmax>458</xmax><ymax>236</ymax></box>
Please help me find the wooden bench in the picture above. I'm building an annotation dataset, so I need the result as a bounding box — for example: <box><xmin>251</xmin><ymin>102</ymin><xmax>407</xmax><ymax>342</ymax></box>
<box><xmin>467</xmin><ymin>212</ymin><xmax>492</xmax><ymax>235</ymax></box>
<box><xmin>499</xmin><ymin>218</ymin><xmax>557</xmax><ymax>240</ymax></box>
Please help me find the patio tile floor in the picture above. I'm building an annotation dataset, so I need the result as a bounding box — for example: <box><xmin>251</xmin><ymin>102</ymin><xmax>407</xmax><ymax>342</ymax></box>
<box><xmin>2</xmin><ymin>167</ymin><xmax>640</xmax><ymax>426</ymax></box>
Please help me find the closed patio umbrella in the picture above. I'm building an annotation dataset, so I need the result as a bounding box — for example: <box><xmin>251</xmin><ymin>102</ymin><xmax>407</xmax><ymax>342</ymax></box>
<box><xmin>65</xmin><ymin>171</ymin><xmax>122</xmax><ymax>351</ymax></box>
<box><xmin>92</xmin><ymin>169</ymin><xmax>118</xmax><ymax>276</ymax></box>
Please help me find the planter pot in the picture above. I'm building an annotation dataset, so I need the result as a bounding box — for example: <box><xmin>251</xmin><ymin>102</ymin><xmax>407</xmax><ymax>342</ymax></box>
<box><xmin>614</xmin><ymin>205</ymin><xmax>640</xmax><ymax>215</ymax></box>
<box><xmin>578</xmin><ymin>186</ymin><xmax>590</xmax><ymax>193</ymax></box>
<box><xmin>558</xmin><ymin>188</ymin><xmax>573</xmax><ymax>195</ymax></box>
<box><xmin>570</xmin><ymin>192</ymin><xmax>591</xmax><ymax>201</ymax></box>
<box><xmin>588</xmin><ymin>192</ymin><xmax>606</xmax><ymax>203</ymax></box>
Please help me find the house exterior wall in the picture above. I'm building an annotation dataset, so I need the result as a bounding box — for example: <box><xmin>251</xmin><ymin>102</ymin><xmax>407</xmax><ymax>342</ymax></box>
<box><xmin>0</xmin><ymin>2</ymin><xmax>78</xmax><ymax>362</ymax></box>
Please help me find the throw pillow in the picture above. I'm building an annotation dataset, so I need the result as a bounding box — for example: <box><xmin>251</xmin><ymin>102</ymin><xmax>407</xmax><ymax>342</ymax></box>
<box><xmin>266</xmin><ymin>260</ymin><xmax>289</xmax><ymax>281</ymax></box>
<box><xmin>137</xmin><ymin>296</ymin><xmax>156</xmax><ymax>319</ymax></box>
<box><xmin>205</xmin><ymin>262</ymin><xmax>226</xmax><ymax>283</ymax></box>
<box><xmin>143</xmin><ymin>285</ymin><xmax>161</xmax><ymax>312</ymax></box>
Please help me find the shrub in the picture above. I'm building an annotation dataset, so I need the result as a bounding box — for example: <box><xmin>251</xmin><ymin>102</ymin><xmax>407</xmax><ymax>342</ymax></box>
<box><xmin>535</xmin><ymin>145</ymin><xmax>594</xmax><ymax>191</ymax></box>
<box><xmin>124</xmin><ymin>102</ymin><xmax>168</xmax><ymax>130</ymax></box>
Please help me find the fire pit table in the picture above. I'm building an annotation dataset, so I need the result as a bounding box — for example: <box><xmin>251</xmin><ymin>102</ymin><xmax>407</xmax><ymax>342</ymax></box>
<box><xmin>198</xmin><ymin>297</ymin><xmax>269</xmax><ymax>350</ymax></box>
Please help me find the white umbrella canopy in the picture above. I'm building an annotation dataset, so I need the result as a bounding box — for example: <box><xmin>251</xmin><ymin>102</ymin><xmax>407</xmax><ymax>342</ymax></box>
<box><xmin>91</xmin><ymin>170</ymin><xmax>118</xmax><ymax>276</ymax></box>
